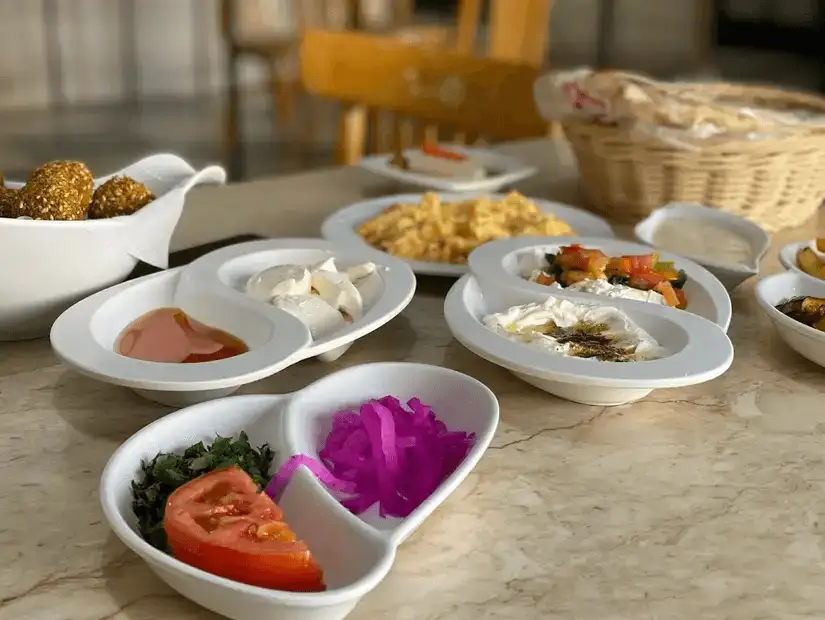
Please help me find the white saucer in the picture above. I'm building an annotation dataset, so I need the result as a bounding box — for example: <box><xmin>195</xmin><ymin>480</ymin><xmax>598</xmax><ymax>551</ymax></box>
<box><xmin>320</xmin><ymin>192</ymin><xmax>615</xmax><ymax>277</ymax></box>
<box><xmin>100</xmin><ymin>362</ymin><xmax>499</xmax><ymax>620</ymax></box>
<box><xmin>357</xmin><ymin>146</ymin><xmax>537</xmax><ymax>193</ymax></box>
<box><xmin>444</xmin><ymin>274</ymin><xmax>734</xmax><ymax>406</ymax></box>
<box><xmin>468</xmin><ymin>236</ymin><xmax>732</xmax><ymax>331</ymax></box>
<box><xmin>51</xmin><ymin>239</ymin><xmax>416</xmax><ymax>406</ymax></box>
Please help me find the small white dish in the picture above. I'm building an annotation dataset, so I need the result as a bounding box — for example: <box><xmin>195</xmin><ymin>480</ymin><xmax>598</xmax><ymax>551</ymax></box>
<box><xmin>634</xmin><ymin>203</ymin><xmax>770</xmax><ymax>292</ymax></box>
<box><xmin>778</xmin><ymin>240</ymin><xmax>825</xmax><ymax>284</ymax></box>
<box><xmin>51</xmin><ymin>239</ymin><xmax>416</xmax><ymax>406</ymax></box>
<box><xmin>357</xmin><ymin>145</ymin><xmax>537</xmax><ymax>193</ymax></box>
<box><xmin>467</xmin><ymin>236</ymin><xmax>732</xmax><ymax>331</ymax></box>
<box><xmin>1</xmin><ymin>154</ymin><xmax>226</xmax><ymax>341</ymax></box>
<box><xmin>444</xmin><ymin>274</ymin><xmax>734</xmax><ymax>406</ymax></box>
<box><xmin>100</xmin><ymin>362</ymin><xmax>499</xmax><ymax>620</ymax></box>
<box><xmin>755</xmin><ymin>271</ymin><xmax>825</xmax><ymax>368</ymax></box>
<box><xmin>321</xmin><ymin>192</ymin><xmax>615</xmax><ymax>277</ymax></box>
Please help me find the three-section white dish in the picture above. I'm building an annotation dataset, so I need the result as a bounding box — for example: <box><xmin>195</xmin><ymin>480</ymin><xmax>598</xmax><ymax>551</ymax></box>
<box><xmin>755</xmin><ymin>271</ymin><xmax>825</xmax><ymax>368</ymax></box>
<box><xmin>468</xmin><ymin>236</ymin><xmax>732</xmax><ymax>331</ymax></box>
<box><xmin>357</xmin><ymin>146</ymin><xmax>537</xmax><ymax>193</ymax></box>
<box><xmin>100</xmin><ymin>362</ymin><xmax>499</xmax><ymax>620</ymax></box>
<box><xmin>634</xmin><ymin>203</ymin><xmax>770</xmax><ymax>292</ymax></box>
<box><xmin>320</xmin><ymin>192</ymin><xmax>615</xmax><ymax>277</ymax></box>
<box><xmin>444</xmin><ymin>274</ymin><xmax>734</xmax><ymax>406</ymax></box>
<box><xmin>50</xmin><ymin>239</ymin><xmax>416</xmax><ymax>406</ymax></box>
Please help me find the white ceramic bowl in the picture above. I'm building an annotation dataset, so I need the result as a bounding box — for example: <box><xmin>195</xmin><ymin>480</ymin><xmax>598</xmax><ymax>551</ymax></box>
<box><xmin>755</xmin><ymin>271</ymin><xmax>825</xmax><ymax>368</ymax></box>
<box><xmin>444</xmin><ymin>274</ymin><xmax>734</xmax><ymax>406</ymax></box>
<box><xmin>50</xmin><ymin>239</ymin><xmax>417</xmax><ymax>407</ymax></box>
<box><xmin>634</xmin><ymin>203</ymin><xmax>770</xmax><ymax>292</ymax></box>
<box><xmin>100</xmin><ymin>362</ymin><xmax>499</xmax><ymax>620</ymax></box>
<box><xmin>467</xmin><ymin>236</ymin><xmax>732</xmax><ymax>331</ymax></box>
<box><xmin>1</xmin><ymin>154</ymin><xmax>226</xmax><ymax>341</ymax></box>
<box><xmin>357</xmin><ymin>146</ymin><xmax>537</xmax><ymax>193</ymax></box>
<box><xmin>320</xmin><ymin>192</ymin><xmax>615</xmax><ymax>277</ymax></box>
<box><xmin>778</xmin><ymin>240</ymin><xmax>825</xmax><ymax>284</ymax></box>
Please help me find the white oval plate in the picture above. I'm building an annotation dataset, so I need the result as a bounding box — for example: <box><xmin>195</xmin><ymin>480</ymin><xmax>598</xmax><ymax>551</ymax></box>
<box><xmin>357</xmin><ymin>146</ymin><xmax>537</xmax><ymax>193</ymax></box>
<box><xmin>100</xmin><ymin>362</ymin><xmax>499</xmax><ymax>620</ymax></box>
<box><xmin>778</xmin><ymin>240</ymin><xmax>825</xmax><ymax>284</ymax></box>
<box><xmin>755</xmin><ymin>271</ymin><xmax>825</xmax><ymax>368</ymax></box>
<box><xmin>444</xmin><ymin>274</ymin><xmax>733</xmax><ymax>406</ymax></box>
<box><xmin>468</xmin><ymin>236</ymin><xmax>732</xmax><ymax>331</ymax></box>
<box><xmin>320</xmin><ymin>192</ymin><xmax>616</xmax><ymax>277</ymax></box>
<box><xmin>634</xmin><ymin>203</ymin><xmax>770</xmax><ymax>292</ymax></box>
<box><xmin>51</xmin><ymin>239</ymin><xmax>416</xmax><ymax>406</ymax></box>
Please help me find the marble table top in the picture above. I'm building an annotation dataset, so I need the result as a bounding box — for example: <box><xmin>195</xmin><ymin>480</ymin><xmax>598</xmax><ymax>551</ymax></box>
<box><xmin>2</xmin><ymin>139</ymin><xmax>825</xmax><ymax>620</ymax></box>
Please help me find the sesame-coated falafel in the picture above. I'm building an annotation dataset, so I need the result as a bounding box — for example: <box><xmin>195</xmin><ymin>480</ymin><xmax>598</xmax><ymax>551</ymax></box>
<box><xmin>89</xmin><ymin>176</ymin><xmax>155</xmax><ymax>219</ymax></box>
<box><xmin>18</xmin><ymin>160</ymin><xmax>94</xmax><ymax>220</ymax></box>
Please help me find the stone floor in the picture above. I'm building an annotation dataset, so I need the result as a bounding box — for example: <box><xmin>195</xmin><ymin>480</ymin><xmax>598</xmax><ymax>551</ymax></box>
<box><xmin>0</xmin><ymin>47</ymin><xmax>822</xmax><ymax>183</ymax></box>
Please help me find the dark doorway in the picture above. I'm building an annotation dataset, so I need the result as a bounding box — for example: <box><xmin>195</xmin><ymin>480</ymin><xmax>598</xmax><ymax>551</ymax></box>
<box><xmin>415</xmin><ymin>0</ymin><xmax>459</xmax><ymax>14</ymax></box>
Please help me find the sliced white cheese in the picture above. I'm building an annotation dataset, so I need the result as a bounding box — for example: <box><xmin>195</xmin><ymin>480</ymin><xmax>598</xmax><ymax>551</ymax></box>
<box><xmin>310</xmin><ymin>270</ymin><xmax>363</xmax><ymax>320</ymax></box>
<box><xmin>311</xmin><ymin>257</ymin><xmax>337</xmax><ymax>273</ymax></box>
<box><xmin>345</xmin><ymin>262</ymin><xmax>376</xmax><ymax>282</ymax></box>
<box><xmin>272</xmin><ymin>294</ymin><xmax>346</xmax><ymax>339</ymax></box>
<box><xmin>246</xmin><ymin>265</ymin><xmax>311</xmax><ymax>301</ymax></box>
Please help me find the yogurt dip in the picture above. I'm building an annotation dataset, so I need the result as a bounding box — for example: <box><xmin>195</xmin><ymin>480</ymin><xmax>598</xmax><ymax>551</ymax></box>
<box><xmin>651</xmin><ymin>218</ymin><xmax>753</xmax><ymax>268</ymax></box>
<box><xmin>483</xmin><ymin>297</ymin><xmax>663</xmax><ymax>362</ymax></box>
<box><xmin>246</xmin><ymin>257</ymin><xmax>376</xmax><ymax>339</ymax></box>
<box><xmin>518</xmin><ymin>248</ymin><xmax>667</xmax><ymax>305</ymax></box>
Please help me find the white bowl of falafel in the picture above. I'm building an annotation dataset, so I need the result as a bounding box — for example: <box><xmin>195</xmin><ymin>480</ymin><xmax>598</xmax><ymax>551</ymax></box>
<box><xmin>0</xmin><ymin>154</ymin><xmax>226</xmax><ymax>341</ymax></box>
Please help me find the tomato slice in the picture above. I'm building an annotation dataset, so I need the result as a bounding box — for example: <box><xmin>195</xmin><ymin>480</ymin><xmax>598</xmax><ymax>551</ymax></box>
<box><xmin>164</xmin><ymin>466</ymin><xmax>325</xmax><ymax>592</ymax></box>
<box><xmin>535</xmin><ymin>272</ymin><xmax>556</xmax><ymax>286</ymax></box>
<box><xmin>629</xmin><ymin>272</ymin><xmax>665</xmax><ymax>290</ymax></box>
<box><xmin>629</xmin><ymin>254</ymin><xmax>656</xmax><ymax>273</ymax></box>
<box><xmin>654</xmin><ymin>281</ymin><xmax>681</xmax><ymax>307</ymax></box>
<box><xmin>421</xmin><ymin>141</ymin><xmax>466</xmax><ymax>161</ymax></box>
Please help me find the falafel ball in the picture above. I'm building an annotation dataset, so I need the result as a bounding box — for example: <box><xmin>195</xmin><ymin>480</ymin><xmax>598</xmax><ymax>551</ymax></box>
<box><xmin>18</xmin><ymin>160</ymin><xmax>94</xmax><ymax>220</ymax></box>
<box><xmin>0</xmin><ymin>173</ymin><xmax>21</xmax><ymax>218</ymax></box>
<box><xmin>88</xmin><ymin>176</ymin><xmax>155</xmax><ymax>219</ymax></box>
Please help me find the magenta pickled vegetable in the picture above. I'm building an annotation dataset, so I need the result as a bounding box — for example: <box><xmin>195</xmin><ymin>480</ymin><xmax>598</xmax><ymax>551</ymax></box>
<box><xmin>266</xmin><ymin>396</ymin><xmax>475</xmax><ymax>518</ymax></box>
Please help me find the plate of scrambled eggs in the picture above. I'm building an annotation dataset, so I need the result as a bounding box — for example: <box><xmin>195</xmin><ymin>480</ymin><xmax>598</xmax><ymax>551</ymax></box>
<box><xmin>320</xmin><ymin>192</ymin><xmax>615</xmax><ymax>277</ymax></box>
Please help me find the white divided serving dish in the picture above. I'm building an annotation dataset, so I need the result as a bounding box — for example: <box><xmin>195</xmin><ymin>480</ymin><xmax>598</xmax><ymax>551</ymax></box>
<box><xmin>50</xmin><ymin>239</ymin><xmax>416</xmax><ymax>406</ymax></box>
<box><xmin>778</xmin><ymin>240</ymin><xmax>825</xmax><ymax>283</ymax></box>
<box><xmin>100</xmin><ymin>362</ymin><xmax>499</xmax><ymax>620</ymax></box>
<box><xmin>444</xmin><ymin>274</ymin><xmax>734</xmax><ymax>406</ymax></box>
<box><xmin>357</xmin><ymin>145</ymin><xmax>536</xmax><ymax>193</ymax></box>
<box><xmin>467</xmin><ymin>236</ymin><xmax>732</xmax><ymax>331</ymax></box>
<box><xmin>320</xmin><ymin>192</ymin><xmax>615</xmax><ymax>277</ymax></box>
<box><xmin>755</xmin><ymin>271</ymin><xmax>825</xmax><ymax>368</ymax></box>
<box><xmin>1</xmin><ymin>154</ymin><xmax>226</xmax><ymax>341</ymax></box>
<box><xmin>634</xmin><ymin>203</ymin><xmax>770</xmax><ymax>292</ymax></box>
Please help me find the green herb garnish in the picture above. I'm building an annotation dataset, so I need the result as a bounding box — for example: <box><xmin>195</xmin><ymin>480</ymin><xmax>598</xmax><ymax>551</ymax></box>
<box><xmin>130</xmin><ymin>431</ymin><xmax>275</xmax><ymax>551</ymax></box>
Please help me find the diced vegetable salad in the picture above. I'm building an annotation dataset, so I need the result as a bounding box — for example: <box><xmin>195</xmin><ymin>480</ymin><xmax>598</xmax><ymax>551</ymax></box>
<box><xmin>534</xmin><ymin>244</ymin><xmax>688</xmax><ymax>308</ymax></box>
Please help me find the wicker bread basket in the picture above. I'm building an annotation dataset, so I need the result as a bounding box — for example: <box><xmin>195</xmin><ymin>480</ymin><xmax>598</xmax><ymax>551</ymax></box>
<box><xmin>562</xmin><ymin>83</ymin><xmax>825</xmax><ymax>232</ymax></box>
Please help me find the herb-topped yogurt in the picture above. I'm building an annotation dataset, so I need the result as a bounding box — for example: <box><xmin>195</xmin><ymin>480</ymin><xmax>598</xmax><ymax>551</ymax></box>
<box><xmin>246</xmin><ymin>257</ymin><xmax>376</xmax><ymax>339</ymax></box>
<box><xmin>483</xmin><ymin>297</ymin><xmax>663</xmax><ymax>362</ymax></box>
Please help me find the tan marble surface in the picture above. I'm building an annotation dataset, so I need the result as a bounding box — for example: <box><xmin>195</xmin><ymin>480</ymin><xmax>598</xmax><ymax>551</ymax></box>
<box><xmin>3</xmin><ymin>139</ymin><xmax>825</xmax><ymax>620</ymax></box>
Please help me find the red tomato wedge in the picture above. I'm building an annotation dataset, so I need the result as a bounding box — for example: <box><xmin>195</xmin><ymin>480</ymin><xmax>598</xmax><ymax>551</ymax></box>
<box><xmin>164</xmin><ymin>466</ymin><xmax>325</xmax><ymax>592</ymax></box>
<box><xmin>421</xmin><ymin>141</ymin><xmax>467</xmax><ymax>161</ymax></box>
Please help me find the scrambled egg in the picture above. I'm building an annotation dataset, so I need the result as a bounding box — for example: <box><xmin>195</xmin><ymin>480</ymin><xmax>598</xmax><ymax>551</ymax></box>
<box><xmin>357</xmin><ymin>191</ymin><xmax>575</xmax><ymax>264</ymax></box>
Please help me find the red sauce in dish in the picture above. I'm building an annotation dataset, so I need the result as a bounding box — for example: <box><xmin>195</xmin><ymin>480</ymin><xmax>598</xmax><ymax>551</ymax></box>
<box><xmin>116</xmin><ymin>307</ymin><xmax>248</xmax><ymax>363</ymax></box>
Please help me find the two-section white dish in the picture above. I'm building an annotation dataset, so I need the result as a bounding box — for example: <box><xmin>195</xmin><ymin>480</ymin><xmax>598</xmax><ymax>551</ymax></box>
<box><xmin>1</xmin><ymin>154</ymin><xmax>226</xmax><ymax>341</ymax></box>
<box><xmin>444</xmin><ymin>274</ymin><xmax>734</xmax><ymax>406</ymax></box>
<box><xmin>100</xmin><ymin>362</ymin><xmax>499</xmax><ymax>620</ymax></box>
<box><xmin>634</xmin><ymin>203</ymin><xmax>771</xmax><ymax>292</ymax></box>
<box><xmin>51</xmin><ymin>239</ymin><xmax>416</xmax><ymax>406</ymax></box>
<box><xmin>755</xmin><ymin>272</ymin><xmax>825</xmax><ymax>368</ymax></box>
<box><xmin>321</xmin><ymin>192</ymin><xmax>615</xmax><ymax>277</ymax></box>
<box><xmin>357</xmin><ymin>146</ymin><xmax>536</xmax><ymax>193</ymax></box>
<box><xmin>468</xmin><ymin>236</ymin><xmax>732</xmax><ymax>331</ymax></box>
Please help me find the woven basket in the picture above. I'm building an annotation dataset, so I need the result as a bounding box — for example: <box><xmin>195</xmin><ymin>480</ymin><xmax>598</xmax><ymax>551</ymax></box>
<box><xmin>562</xmin><ymin>83</ymin><xmax>825</xmax><ymax>232</ymax></box>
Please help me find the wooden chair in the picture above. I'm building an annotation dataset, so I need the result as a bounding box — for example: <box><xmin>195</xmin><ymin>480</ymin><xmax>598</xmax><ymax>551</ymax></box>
<box><xmin>299</xmin><ymin>29</ymin><xmax>550</xmax><ymax>165</ymax></box>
